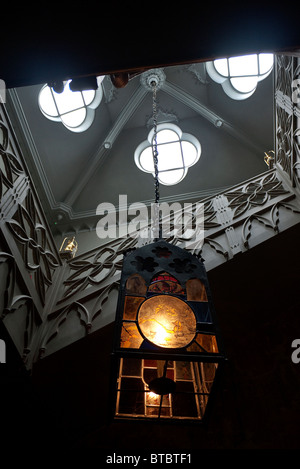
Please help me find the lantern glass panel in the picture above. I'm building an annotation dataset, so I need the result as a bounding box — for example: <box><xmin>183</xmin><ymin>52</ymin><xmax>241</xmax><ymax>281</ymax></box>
<box><xmin>126</xmin><ymin>273</ymin><xmax>147</xmax><ymax>296</ymax></box>
<box><xmin>123</xmin><ymin>296</ymin><xmax>145</xmax><ymax>320</ymax></box>
<box><xmin>115</xmin><ymin>357</ymin><xmax>218</xmax><ymax>420</ymax></box>
<box><xmin>186</xmin><ymin>278</ymin><xmax>208</xmax><ymax>301</ymax></box>
<box><xmin>148</xmin><ymin>272</ymin><xmax>185</xmax><ymax>296</ymax></box>
<box><xmin>120</xmin><ymin>322</ymin><xmax>144</xmax><ymax>349</ymax></box>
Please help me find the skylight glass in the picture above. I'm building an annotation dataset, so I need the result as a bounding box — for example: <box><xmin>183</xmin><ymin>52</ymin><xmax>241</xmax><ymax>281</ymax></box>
<box><xmin>156</xmin><ymin>128</ymin><xmax>180</xmax><ymax>144</ymax></box>
<box><xmin>206</xmin><ymin>53</ymin><xmax>274</xmax><ymax>100</ymax></box>
<box><xmin>61</xmin><ymin>108</ymin><xmax>87</xmax><ymax>128</ymax></box>
<box><xmin>259</xmin><ymin>53</ymin><xmax>274</xmax><ymax>75</ymax></box>
<box><xmin>228</xmin><ymin>54</ymin><xmax>258</xmax><ymax>76</ymax></box>
<box><xmin>214</xmin><ymin>58</ymin><xmax>229</xmax><ymax>77</ymax></box>
<box><xmin>181</xmin><ymin>141</ymin><xmax>198</xmax><ymax>166</ymax></box>
<box><xmin>230</xmin><ymin>76</ymin><xmax>258</xmax><ymax>93</ymax></box>
<box><xmin>54</xmin><ymin>85</ymin><xmax>85</xmax><ymax>114</ymax></box>
<box><xmin>134</xmin><ymin>123</ymin><xmax>201</xmax><ymax>186</ymax></box>
<box><xmin>38</xmin><ymin>77</ymin><xmax>104</xmax><ymax>132</ymax></box>
<box><xmin>157</xmin><ymin>142</ymin><xmax>183</xmax><ymax>171</ymax></box>
<box><xmin>38</xmin><ymin>86</ymin><xmax>58</xmax><ymax>118</ymax></box>
<box><xmin>159</xmin><ymin>168</ymin><xmax>186</xmax><ymax>185</ymax></box>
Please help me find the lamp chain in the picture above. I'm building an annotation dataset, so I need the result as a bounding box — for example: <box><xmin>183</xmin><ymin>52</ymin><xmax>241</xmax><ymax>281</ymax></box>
<box><xmin>151</xmin><ymin>80</ymin><xmax>162</xmax><ymax>239</ymax></box>
<box><xmin>152</xmin><ymin>80</ymin><xmax>160</xmax><ymax>205</ymax></box>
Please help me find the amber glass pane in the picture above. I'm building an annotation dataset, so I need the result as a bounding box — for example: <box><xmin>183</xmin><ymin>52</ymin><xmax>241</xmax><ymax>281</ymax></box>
<box><xmin>146</xmin><ymin>406</ymin><xmax>171</xmax><ymax>417</ymax></box>
<box><xmin>143</xmin><ymin>359</ymin><xmax>157</xmax><ymax>368</ymax></box>
<box><xmin>195</xmin><ymin>333</ymin><xmax>219</xmax><ymax>353</ymax></box>
<box><xmin>185</xmin><ymin>341</ymin><xmax>201</xmax><ymax>353</ymax></box>
<box><xmin>121</xmin><ymin>358</ymin><xmax>142</xmax><ymax>377</ymax></box>
<box><xmin>145</xmin><ymin>392</ymin><xmax>170</xmax><ymax>407</ymax></box>
<box><xmin>172</xmin><ymin>381</ymin><xmax>198</xmax><ymax>417</ymax></box>
<box><xmin>117</xmin><ymin>378</ymin><xmax>144</xmax><ymax>415</ymax></box>
<box><xmin>120</xmin><ymin>322</ymin><xmax>143</xmax><ymax>348</ymax></box>
<box><xmin>176</xmin><ymin>361</ymin><xmax>193</xmax><ymax>380</ymax></box>
<box><xmin>145</xmin><ymin>392</ymin><xmax>161</xmax><ymax>406</ymax></box>
<box><xmin>186</xmin><ymin>278</ymin><xmax>208</xmax><ymax>301</ymax></box>
<box><xmin>123</xmin><ymin>296</ymin><xmax>145</xmax><ymax>320</ymax></box>
<box><xmin>138</xmin><ymin>295</ymin><xmax>196</xmax><ymax>348</ymax></box>
<box><xmin>144</xmin><ymin>368</ymin><xmax>157</xmax><ymax>385</ymax></box>
<box><xmin>201</xmin><ymin>362</ymin><xmax>218</xmax><ymax>392</ymax></box>
<box><xmin>126</xmin><ymin>273</ymin><xmax>147</xmax><ymax>295</ymax></box>
<box><xmin>143</xmin><ymin>360</ymin><xmax>175</xmax><ymax>385</ymax></box>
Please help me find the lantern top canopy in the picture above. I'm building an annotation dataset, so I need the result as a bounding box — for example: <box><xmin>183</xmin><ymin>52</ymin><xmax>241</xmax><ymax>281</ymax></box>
<box><xmin>121</xmin><ymin>240</ymin><xmax>208</xmax><ymax>290</ymax></box>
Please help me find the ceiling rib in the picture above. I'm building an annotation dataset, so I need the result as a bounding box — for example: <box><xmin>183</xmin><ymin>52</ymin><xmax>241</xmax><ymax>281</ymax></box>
<box><xmin>162</xmin><ymin>80</ymin><xmax>263</xmax><ymax>156</ymax></box>
<box><xmin>65</xmin><ymin>77</ymin><xmax>264</xmax><ymax>209</ymax></box>
<box><xmin>63</xmin><ymin>85</ymin><xmax>148</xmax><ymax>207</ymax></box>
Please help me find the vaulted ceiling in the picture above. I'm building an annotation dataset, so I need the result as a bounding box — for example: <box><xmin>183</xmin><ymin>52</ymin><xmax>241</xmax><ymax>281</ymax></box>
<box><xmin>3</xmin><ymin>4</ymin><xmax>300</xmax><ymax>244</ymax></box>
<box><xmin>7</xmin><ymin>58</ymin><xmax>274</xmax><ymax>237</ymax></box>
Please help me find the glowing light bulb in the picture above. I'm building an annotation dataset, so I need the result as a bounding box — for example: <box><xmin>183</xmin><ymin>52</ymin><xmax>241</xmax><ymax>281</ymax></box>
<box><xmin>153</xmin><ymin>322</ymin><xmax>169</xmax><ymax>346</ymax></box>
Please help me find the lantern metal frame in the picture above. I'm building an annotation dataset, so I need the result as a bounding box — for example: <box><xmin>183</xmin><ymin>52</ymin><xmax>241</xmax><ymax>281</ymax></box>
<box><xmin>111</xmin><ymin>239</ymin><xmax>225</xmax><ymax>423</ymax></box>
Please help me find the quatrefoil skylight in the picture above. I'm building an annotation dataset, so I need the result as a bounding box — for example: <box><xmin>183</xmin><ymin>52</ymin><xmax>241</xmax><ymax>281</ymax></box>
<box><xmin>38</xmin><ymin>77</ymin><xmax>104</xmax><ymax>132</ymax></box>
<box><xmin>206</xmin><ymin>53</ymin><xmax>274</xmax><ymax>100</ymax></box>
<box><xmin>134</xmin><ymin>123</ymin><xmax>201</xmax><ymax>186</ymax></box>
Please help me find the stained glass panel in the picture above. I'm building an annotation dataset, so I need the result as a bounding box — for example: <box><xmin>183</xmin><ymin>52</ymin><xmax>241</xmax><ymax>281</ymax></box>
<box><xmin>148</xmin><ymin>272</ymin><xmax>185</xmax><ymax>296</ymax></box>
<box><xmin>137</xmin><ymin>295</ymin><xmax>197</xmax><ymax>348</ymax></box>
<box><xmin>123</xmin><ymin>296</ymin><xmax>145</xmax><ymax>320</ymax></box>
<box><xmin>186</xmin><ymin>278</ymin><xmax>207</xmax><ymax>301</ymax></box>
<box><xmin>126</xmin><ymin>273</ymin><xmax>147</xmax><ymax>296</ymax></box>
<box><xmin>120</xmin><ymin>322</ymin><xmax>143</xmax><ymax>349</ymax></box>
<box><xmin>116</xmin><ymin>358</ymin><xmax>217</xmax><ymax>420</ymax></box>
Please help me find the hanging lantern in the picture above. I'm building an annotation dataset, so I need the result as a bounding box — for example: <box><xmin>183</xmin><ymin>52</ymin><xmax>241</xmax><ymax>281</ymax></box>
<box><xmin>59</xmin><ymin>236</ymin><xmax>78</xmax><ymax>259</ymax></box>
<box><xmin>112</xmin><ymin>239</ymin><xmax>225</xmax><ymax>422</ymax></box>
<box><xmin>111</xmin><ymin>77</ymin><xmax>224</xmax><ymax>422</ymax></box>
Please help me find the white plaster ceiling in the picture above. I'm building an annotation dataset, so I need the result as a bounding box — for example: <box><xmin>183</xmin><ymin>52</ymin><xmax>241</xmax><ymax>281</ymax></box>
<box><xmin>7</xmin><ymin>59</ymin><xmax>274</xmax><ymax>236</ymax></box>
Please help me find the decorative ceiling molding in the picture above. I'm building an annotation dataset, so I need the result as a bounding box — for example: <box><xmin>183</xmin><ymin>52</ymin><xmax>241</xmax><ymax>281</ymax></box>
<box><xmin>6</xmin><ymin>65</ymin><xmax>272</xmax><ymax>234</ymax></box>
<box><xmin>7</xmin><ymin>84</ymin><xmax>233</xmax><ymax>231</ymax></box>
<box><xmin>140</xmin><ymin>68</ymin><xmax>166</xmax><ymax>91</ymax></box>
<box><xmin>186</xmin><ymin>63</ymin><xmax>209</xmax><ymax>85</ymax></box>
<box><xmin>6</xmin><ymin>89</ymin><xmax>57</xmax><ymax>212</ymax></box>
<box><xmin>63</xmin><ymin>85</ymin><xmax>148</xmax><ymax>207</ymax></box>
<box><xmin>64</xmin><ymin>77</ymin><xmax>265</xmax><ymax>209</ymax></box>
<box><xmin>162</xmin><ymin>80</ymin><xmax>263</xmax><ymax>156</ymax></box>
